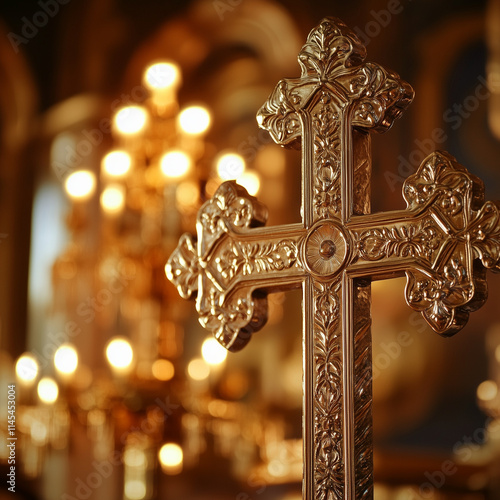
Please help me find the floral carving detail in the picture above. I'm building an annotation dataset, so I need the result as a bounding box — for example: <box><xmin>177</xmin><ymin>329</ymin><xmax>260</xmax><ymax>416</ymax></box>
<box><xmin>215</xmin><ymin>240</ymin><xmax>298</xmax><ymax>281</ymax></box>
<box><xmin>402</xmin><ymin>151</ymin><xmax>500</xmax><ymax>335</ymax></box>
<box><xmin>165</xmin><ymin>234</ymin><xmax>199</xmax><ymax>299</ymax></box>
<box><xmin>298</xmin><ymin>17</ymin><xmax>366</xmax><ymax>80</ymax></box>
<box><xmin>197</xmin><ymin>286</ymin><xmax>266</xmax><ymax>352</ymax></box>
<box><xmin>312</xmin><ymin>99</ymin><xmax>342</xmax><ymax>218</ymax></box>
<box><xmin>403</xmin><ymin>151</ymin><xmax>475</xmax><ymax>224</ymax></box>
<box><xmin>257</xmin><ymin>17</ymin><xmax>413</xmax><ymax>225</ymax></box>
<box><xmin>357</xmin><ymin>220</ymin><xmax>442</xmax><ymax>261</ymax></box>
<box><xmin>468</xmin><ymin>201</ymin><xmax>500</xmax><ymax>271</ymax></box>
<box><xmin>405</xmin><ymin>254</ymin><xmax>476</xmax><ymax>335</ymax></box>
<box><xmin>313</xmin><ymin>279</ymin><xmax>344</xmax><ymax>500</ymax></box>
<box><xmin>256</xmin><ymin>79</ymin><xmax>302</xmax><ymax>148</ymax></box>
<box><xmin>198</xmin><ymin>182</ymin><xmax>267</xmax><ymax>258</ymax></box>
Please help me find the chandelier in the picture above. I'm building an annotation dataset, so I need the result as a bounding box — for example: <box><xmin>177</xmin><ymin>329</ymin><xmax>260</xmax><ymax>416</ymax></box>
<box><xmin>6</xmin><ymin>59</ymin><xmax>301</xmax><ymax>500</ymax></box>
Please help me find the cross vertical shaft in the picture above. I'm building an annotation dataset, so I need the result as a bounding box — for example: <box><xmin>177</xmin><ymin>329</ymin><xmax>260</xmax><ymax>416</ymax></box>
<box><xmin>258</xmin><ymin>19</ymin><xmax>412</xmax><ymax>498</ymax></box>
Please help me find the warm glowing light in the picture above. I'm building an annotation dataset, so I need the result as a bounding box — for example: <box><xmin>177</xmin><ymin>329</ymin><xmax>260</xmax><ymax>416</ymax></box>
<box><xmin>201</xmin><ymin>337</ymin><xmax>227</xmax><ymax>366</ymax></box>
<box><xmin>31</xmin><ymin>420</ymin><xmax>48</xmax><ymax>445</ymax></box>
<box><xmin>178</xmin><ymin>106</ymin><xmax>211</xmax><ymax>135</ymax></box>
<box><xmin>238</xmin><ymin>171</ymin><xmax>260</xmax><ymax>195</ymax></box>
<box><xmin>54</xmin><ymin>344</ymin><xmax>78</xmax><ymax>375</ymax></box>
<box><xmin>160</xmin><ymin>151</ymin><xmax>191</xmax><ymax>178</ymax></box>
<box><xmin>496</xmin><ymin>344</ymin><xmax>500</xmax><ymax>363</ymax></box>
<box><xmin>144</xmin><ymin>62</ymin><xmax>181</xmax><ymax>91</ymax></box>
<box><xmin>216</xmin><ymin>152</ymin><xmax>245</xmax><ymax>180</ymax></box>
<box><xmin>124</xmin><ymin>479</ymin><xmax>147</xmax><ymax>500</ymax></box>
<box><xmin>187</xmin><ymin>358</ymin><xmax>210</xmax><ymax>381</ymax></box>
<box><xmin>15</xmin><ymin>353</ymin><xmax>39</xmax><ymax>383</ymax></box>
<box><xmin>477</xmin><ymin>380</ymin><xmax>498</xmax><ymax>401</ymax></box>
<box><xmin>152</xmin><ymin>359</ymin><xmax>175</xmax><ymax>381</ymax></box>
<box><xmin>114</xmin><ymin>106</ymin><xmax>148</xmax><ymax>135</ymax></box>
<box><xmin>158</xmin><ymin>443</ymin><xmax>183</xmax><ymax>474</ymax></box>
<box><xmin>176</xmin><ymin>181</ymin><xmax>199</xmax><ymax>210</ymax></box>
<box><xmin>102</xmin><ymin>151</ymin><xmax>131</xmax><ymax>177</ymax></box>
<box><xmin>65</xmin><ymin>170</ymin><xmax>96</xmax><ymax>200</ymax></box>
<box><xmin>37</xmin><ymin>377</ymin><xmax>59</xmax><ymax>404</ymax></box>
<box><xmin>101</xmin><ymin>185</ymin><xmax>125</xmax><ymax>214</ymax></box>
<box><xmin>106</xmin><ymin>337</ymin><xmax>134</xmax><ymax>370</ymax></box>
<box><xmin>123</xmin><ymin>448</ymin><xmax>147</xmax><ymax>468</ymax></box>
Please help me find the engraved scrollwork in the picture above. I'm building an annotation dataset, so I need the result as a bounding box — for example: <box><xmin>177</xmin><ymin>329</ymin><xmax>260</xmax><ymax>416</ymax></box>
<box><xmin>402</xmin><ymin>151</ymin><xmax>500</xmax><ymax>334</ymax></box>
<box><xmin>313</xmin><ymin>279</ymin><xmax>343</xmax><ymax>500</ymax></box>
<box><xmin>348</xmin><ymin>64</ymin><xmax>414</xmax><ymax>132</ymax></box>
<box><xmin>255</xmin><ymin>79</ymin><xmax>302</xmax><ymax>148</ymax></box>
<box><xmin>257</xmin><ymin>16</ymin><xmax>413</xmax><ymax>224</ymax></box>
<box><xmin>165</xmin><ymin>234</ymin><xmax>199</xmax><ymax>299</ymax></box>
<box><xmin>298</xmin><ymin>17</ymin><xmax>366</xmax><ymax>80</ymax></box>
<box><xmin>198</xmin><ymin>181</ymin><xmax>268</xmax><ymax>257</ymax></box>
<box><xmin>469</xmin><ymin>201</ymin><xmax>500</xmax><ymax>271</ymax></box>
<box><xmin>356</xmin><ymin>219</ymin><xmax>442</xmax><ymax>261</ymax></box>
<box><xmin>214</xmin><ymin>239</ymin><xmax>298</xmax><ymax>282</ymax></box>
<box><xmin>197</xmin><ymin>284</ymin><xmax>267</xmax><ymax>352</ymax></box>
<box><xmin>405</xmin><ymin>252</ymin><xmax>480</xmax><ymax>335</ymax></box>
<box><xmin>403</xmin><ymin>150</ymin><xmax>480</xmax><ymax>223</ymax></box>
<box><xmin>312</xmin><ymin>97</ymin><xmax>342</xmax><ymax>218</ymax></box>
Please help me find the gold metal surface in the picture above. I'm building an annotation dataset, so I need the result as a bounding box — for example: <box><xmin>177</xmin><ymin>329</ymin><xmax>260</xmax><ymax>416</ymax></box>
<box><xmin>166</xmin><ymin>17</ymin><xmax>500</xmax><ymax>500</ymax></box>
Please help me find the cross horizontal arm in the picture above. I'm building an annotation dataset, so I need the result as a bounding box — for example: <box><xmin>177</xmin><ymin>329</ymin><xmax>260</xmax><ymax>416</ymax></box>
<box><xmin>167</xmin><ymin>182</ymin><xmax>307</xmax><ymax>351</ymax></box>
<box><xmin>347</xmin><ymin>151</ymin><xmax>500</xmax><ymax>335</ymax></box>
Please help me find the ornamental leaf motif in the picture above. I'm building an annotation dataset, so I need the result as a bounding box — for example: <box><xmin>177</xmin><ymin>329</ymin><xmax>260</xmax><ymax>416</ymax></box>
<box><xmin>405</xmin><ymin>252</ymin><xmax>477</xmax><ymax>335</ymax></box>
<box><xmin>312</xmin><ymin>97</ymin><xmax>342</xmax><ymax>219</ymax></box>
<box><xmin>357</xmin><ymin>220</ymin><xmax>442</xmax><ymax>261</ymax></box>
<box><xmin>198</xmin><ymin>181</ymin><xmax>267</xmax><ymax>258</ymax></box>
<box><xmin>197</xmin><ymin>285</ymin><xmax>267</xmax><ymax>352</ymax></box>
<box><xmin>469</xmin><ymin>201</ymin><xmax>500</xmax><ymax>271</ymax></box>
<box><xmin>313</xmin><ymin>279</ymin><xmax>344</xmax><ymax>500</ymax></box>
<box><xmin>298</xmin><ymin>17</ymin><xmax>366</xmax><ymax>80</ymax></box>
<box><xmin>165</xmin><ymin>234</ymin><xmax>199</xmax><ymax>299</ymax></box>
<box><xmin>256</xmin><ymin>79</ymin><xmax>302</xmax><ymax>148</ymax></box>
<box><xmin>215</xmin><ymin>240</ymin><xmax>298</xmax><ymax>281</ymax></box>
<box><xmin>403</xmin><ymin>151</ymin><xmax>479</xmax><ymax>230</ymax></box>
<box><xmin>257</xmin><ymin>17</ymin><xmax>413</xmax><ymax>153</ymax></box>
<box><xmin>402</xmin><ymin>152</ymin><xmax>496</xmax><ymax>335</ymax></box>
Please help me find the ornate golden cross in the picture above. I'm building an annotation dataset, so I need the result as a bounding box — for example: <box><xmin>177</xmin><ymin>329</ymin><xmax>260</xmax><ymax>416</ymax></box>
<box><xmin>166</xmin><ymin>17</ymin><xmax>500</xmax><ymax>499</ymax></box>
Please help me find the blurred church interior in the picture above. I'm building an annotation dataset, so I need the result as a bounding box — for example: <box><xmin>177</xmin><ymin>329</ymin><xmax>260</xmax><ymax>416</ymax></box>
<box><xmin>1</xmin><ymin>0</ymin><xmax>500</xmax><ymax>498</ymax></box>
